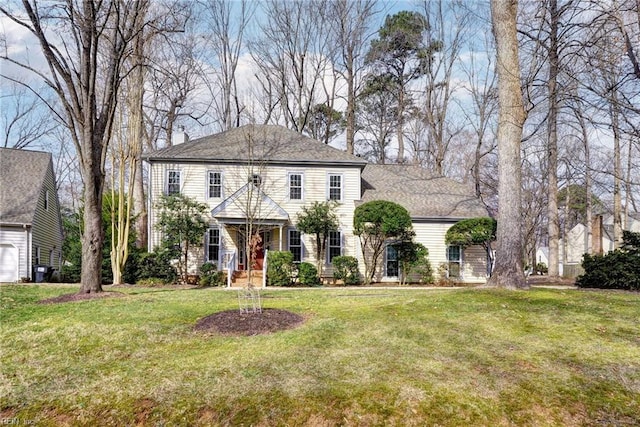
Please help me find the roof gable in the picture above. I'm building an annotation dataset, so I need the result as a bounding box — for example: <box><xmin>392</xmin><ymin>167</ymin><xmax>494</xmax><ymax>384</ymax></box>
<box><xmin>211</xmin><ymin>183</ymin><xmax>289</xmax><ymax>224</ymax></box>
<box><xmin>144</xmin><ymin>124</ymin><xmax>367</xmax><ymax>167</ymax></box>
<box><xmin>0</xmin><ymin>148</ymin><xmax>53</xmax><ymax>225</ymax></box>
<box><xmin>360</xmin><ymin>164</ymin><xmax>488</xmax><ymax>219</ymax></box>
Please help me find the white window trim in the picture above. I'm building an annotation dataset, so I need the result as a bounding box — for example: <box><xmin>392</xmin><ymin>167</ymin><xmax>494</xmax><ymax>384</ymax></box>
<box><xmin>207</xmin><ymin>170</ymin><xmax>224</xmax><ymax>199</ymax></box>
<box><xmin>446</xmin><ymin>245</ymin><xmax>463</xmax><ymax>279</ymax></box>
<box><xmin>384</xmin><ymin>244</ymin><xmax>399</xmax><ymax>278</ymax></box>
<box><xmin>166</xmin><ymin>169</ymin><xmax>181</xmax><ymax>195</ymax></box>
<box><xmin>287</xmin><ymin>228</ymin><xmax>304</xmax><ymax>263</ymax></box>
<box><xmin>288</xmin><ymin>171</ymin><xmax>304</xmax><ymax>201</ymax></box>
<box><xmin>326</xmin><ymin>229</ymin><xmax>343</xmax><ymax>264</ymax></box>
<box><xmin>206</xmin><ymin>227</ymin><xmax>222</xmax><ymax>267</ymax></box>
<box><xmin>327</xmin><ymin>173</ymin><xmax>343</xmax><ymax>202</ymax></box>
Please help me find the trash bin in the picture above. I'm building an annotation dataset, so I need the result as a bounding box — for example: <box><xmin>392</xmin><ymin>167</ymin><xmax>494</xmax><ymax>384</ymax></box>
<box><xmin>34</xmin><ymin>265</ymin><xmax>52</xmax><ymax>283</ymax></box>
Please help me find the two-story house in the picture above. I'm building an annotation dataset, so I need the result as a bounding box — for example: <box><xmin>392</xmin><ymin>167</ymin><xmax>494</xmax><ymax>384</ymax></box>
<box><xmin>143</xmin><ymin>125</ymin><xmax>489</xmax><ymax>285</ymax></box>
<box><xmin>0</xmin><ymin>148</ymin><xmax>64</xmax><ymax>282</ymax></box>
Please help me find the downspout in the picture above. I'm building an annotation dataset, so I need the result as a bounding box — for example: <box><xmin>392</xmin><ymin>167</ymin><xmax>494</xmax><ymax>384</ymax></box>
<box><xmin>146</xmin><ymin>161</ymin><xmax>152</xmax><ymax>252</ymax></box>
<box><xmin>24</xmin><ymin>224</ymin><xmax>31</xmax><ymax>280</ymax></box>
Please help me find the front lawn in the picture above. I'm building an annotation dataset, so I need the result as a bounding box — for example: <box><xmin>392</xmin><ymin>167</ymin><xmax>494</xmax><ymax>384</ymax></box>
<box><xmin>1</xmin><ymin>285</ymin><xmax>638</xmax><ymax>426</ymax></box>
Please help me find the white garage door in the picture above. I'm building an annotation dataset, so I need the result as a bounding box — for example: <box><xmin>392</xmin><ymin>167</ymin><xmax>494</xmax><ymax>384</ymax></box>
<box><xmin>0</xmin><ymin>243</ymin><xmax>19</xmax><ymax>282</ymax></box>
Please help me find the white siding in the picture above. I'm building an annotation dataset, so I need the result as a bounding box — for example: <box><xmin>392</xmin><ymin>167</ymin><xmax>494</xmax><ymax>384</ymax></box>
<box><xmin>412</xmin><ymin>221</ymin><xmax>487</xmax><ymax>283</ymax></box>
<box><xmin>147</xmin><ymin>161</ymin><xmax>363</xmax><ymax>274</ymax></box>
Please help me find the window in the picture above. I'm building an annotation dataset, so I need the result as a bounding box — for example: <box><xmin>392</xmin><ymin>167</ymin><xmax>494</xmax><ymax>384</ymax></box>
<box><xmin>207</xmin><ymin>228</ymin><xmax>221</xmax><ymax>266</ymax></box>
<box><xmin>288</xmin><ymin>229</ymin><xmax>303</xmax><ymax>262</ymax></box>
<box><xmin>208</xmin><ymin>171</ymin><xmax>222</xmax><ymax>198</ymax></box>
<box><xmin>328</xmin><ymin>173</ymin><xmax>342</xmax><ymax>201</ymax></box>
<box><xmin>35</xmin><ymin>246</ymin><xmax>41</xmax><ymax>265</ymax></box>
<box><xmin>44</xmin><ymin>190</ymin><xmax>49</xmax><ymax>210</ymax></box>
<box><xmin>327</xmin><ymin>230</ymin><xmax>341</xmax><ymax>263</ymax></box>
<box><xmin>289</xmin><ymin>173</ymin><xmax>303</xmax><ymax>200</ymax></box>
<box><xmin>385</xmin><ymin>245</ymin><xmax>399</xmax><ymax>277</ymax></box>
<box><xmin>447</xmin><ymin>245</ymin><xmax>461</xmax><ymax>278</ymax></box>
<box><xmin>250</xmin><ymin>174</ymin><xmax>262</xmax><ymax>187</ymax></box>
<box><xmin>167</xmin><ymin>170</ymin><xmax>181</xmax><ymax>195</ymax></box>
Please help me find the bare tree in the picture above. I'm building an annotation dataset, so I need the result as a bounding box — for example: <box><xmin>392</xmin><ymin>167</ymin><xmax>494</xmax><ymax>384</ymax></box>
<box><xmin>329</xmin><ymin>0</ymin><xmax>379</xmax><ymax>155</ymax></box>
<box><xmin>418</xmin><ymin>0</ymin><xmax>469</xmax><ymax>175</ymax></box>
<box><xmin>251</xmin><ymin>0</ymin><xmax>334</xmax><ymax>134</ymax></box>
<box><xmin>1</xmin><ymin>82</ymin><xmax>56</xmax><ymax>149</ymax></box>
<box><xmin>488</xmin><ymin>0</ymin><xmax>527</xmax><ymax>289</ymax></box>
<box><xmin>201</xmin><ymin>0</ymin><xmax>254</xmax><ymax>131</ymax></box>
<box><xmin>1</xmin><ymin>0</ymin><xmax>154</xmax><ymax>293</ymax></box>
<box><xmin>457</xmin><ymin>20</ymin><xmax>498</xmax><ymax>203</ymax></box>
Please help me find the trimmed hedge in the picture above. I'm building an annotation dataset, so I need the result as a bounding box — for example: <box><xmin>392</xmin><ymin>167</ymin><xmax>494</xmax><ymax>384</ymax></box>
<box><xmin>576</xmin><ymin>231</ymin><xmax>640</xmax><ymax>291</ymax></box>
<box><xmin>297</xmin><ymin>262</ymin><xmax>321</xmax><ymax>286</ymax></box>
<box><xmin>332</xmin><ymin>256</ymin><xmax>361</xmax><ymax>285</ymax></box>
<box><xmin>267</xmin><ymin>251</ymin><xmax>295</xmax><ymax>286</ymax></box>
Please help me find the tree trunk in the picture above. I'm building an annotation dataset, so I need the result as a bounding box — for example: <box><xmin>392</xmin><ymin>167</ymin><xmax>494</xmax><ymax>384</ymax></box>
<box><xmin>80</xmin><ymin>153</ymin><xmax>105</xmax><ymax>293</ymax></box>
<box><xmin>487</xmin><ymin>0</ymin><xmax>527</xmax><ymax>289</ymax></box>
<box><xmin>547</xmin><ymin>0</ymin><xmax>560</xmax><ymax>278</ymax></box>
<box><xmin>133</xmin><ymin>160</ymin><xmax>147</xmax><ymax>249</ymax></box>
<box><xmin>611</xmin><ymin>100</ymin><xmax>623</xmax><ymax>248</ymax></box>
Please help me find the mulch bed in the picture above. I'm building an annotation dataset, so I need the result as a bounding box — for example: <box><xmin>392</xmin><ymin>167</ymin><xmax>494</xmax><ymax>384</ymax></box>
<box><xmin>194</xmin><ymin>308</ymin><xmax>304</xmax><ymax>336</ymax></box>
<box><xmin>38</xmin><ymin>291</ymin><xmax>123</xmax><ymax>305</ymax></box>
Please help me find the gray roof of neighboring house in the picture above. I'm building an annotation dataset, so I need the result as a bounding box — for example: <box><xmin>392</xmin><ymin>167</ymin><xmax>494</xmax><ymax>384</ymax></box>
<box><xmin>0</xmin><ymin>148</ymin><xmax>52</xmax><ymax>225</ymax></box>
<box><xmin>144</xmin><ymin>124</ymin><xmax>368</xmax><ymax>167</ymax></box>
<box><xmin>360</xmin><ymin>164</ymin><xmax>489</xmax><ymax>220</ymax></box>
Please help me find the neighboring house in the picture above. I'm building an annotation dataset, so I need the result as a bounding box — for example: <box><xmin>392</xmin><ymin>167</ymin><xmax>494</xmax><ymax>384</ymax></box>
<box><xmin>0</xmin><ymin>148</ymin><xmax>64</xmax><ymax>282</ymax></box>
<box><xmin>536</xmin><ymin>247</ymin><xmax>549</xmax><ymax>267</ymax></box>
<box><xmin>143</xmin><ymin>125</ymin><xmax>490</xmax><ymax>285</ymax></box>
<box><xmin>558</xmin><ymin>212</ymin><xmax>639</xmax><ymax>277</ymax></box>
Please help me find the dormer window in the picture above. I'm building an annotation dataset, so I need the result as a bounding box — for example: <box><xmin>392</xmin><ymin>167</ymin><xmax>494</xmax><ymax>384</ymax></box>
<box><xmin>250</xmin><ymin>174</ymin><xmax>262</xmax><ymax>187</ymax></box>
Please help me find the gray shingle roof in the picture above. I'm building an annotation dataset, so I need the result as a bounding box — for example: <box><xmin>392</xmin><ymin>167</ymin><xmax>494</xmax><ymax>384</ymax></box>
<box><xmin>0</xmin><ymin>148</ymin><xmax>52</xmax><ymax>225</ymax></box>
<box><xmin>144</xmin><ymin>124</ymin><xmax>367</xmax><ymax>167</ymax></box>
<box><xmin>361</xmin><ymin>164</ymin><xmax>489</xmax><ymax>219</ymax></box>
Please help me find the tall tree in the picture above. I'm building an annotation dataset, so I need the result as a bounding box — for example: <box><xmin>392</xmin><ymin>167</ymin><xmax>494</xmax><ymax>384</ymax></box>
<box><xmin>1</xmin><ymin>82</ymin><xmax>56</xmax><ymax>149</ymax></box>
<box><xmin>418</xmin><ymin>0</ymin><xmax>469</xmax><ymax>175</ymax></box>
<box><xmin>1</xmin><ymin>0</ymin><xmax>152</xmax><ymax>293</ymax></box>
<box><xmin>251</xmin><ymin>0</ymin><xmax>334</xmax><ymax>134</ymax></box>
<box><xmin>488</xmin><ymin>0</ymin><xmax>528</xmax><ymax>289</ymax></box>
<box><xmin>365</xmin><ymin>10</ymin><xmax>439</xmax><ymax>162</ymax></box>
<box><xmin>329</xmin><ymin>0</ymin><xmax>379</xmax><ymax>155</ymax></box>
<box><xmin>202</xmin><ymin>0</ymin><xmax>254</xmax><ymax>131</ymax></box>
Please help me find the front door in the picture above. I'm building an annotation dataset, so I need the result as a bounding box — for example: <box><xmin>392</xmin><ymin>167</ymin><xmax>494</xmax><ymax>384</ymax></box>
<box><xmin>251</xmin><ymin>231</ymin><xmax>270</xmax><ymax>270</ymax></box>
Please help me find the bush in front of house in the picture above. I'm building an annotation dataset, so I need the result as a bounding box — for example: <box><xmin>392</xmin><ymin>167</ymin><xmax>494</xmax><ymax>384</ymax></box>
<box><xmin>332</xmin><ymin>255</ymin><xmax>361</xmax><ymax>285</ymax></box>
<box><xmin>199</xmin><ymin>262</ymin><xmax>225</xmax><ymax>287</ymax></box>
<box><xmin>576</xmin><ymin>231</ymin><xmax>640</xmax><ymax>291</ymax></box>
<box><xmin>136</xmin><ymin>249</ymin><xmax>178</xmax><ymax>284</ymax></box>
<box><xmin>297</xmin><ymin>262</ymin><xmax>321</xmax><ymax>286</ymax></box>
<box><xmin>267</xmin><ymin>251</ymin><xmax>295</xmax><ymax>286</ymax></box>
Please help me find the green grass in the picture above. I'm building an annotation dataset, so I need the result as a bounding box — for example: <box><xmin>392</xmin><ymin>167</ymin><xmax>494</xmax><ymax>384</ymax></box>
<box><xmin>1</xmin><ymin>285</ymin><xmax>639</xmax><ymax>426</ymax></box>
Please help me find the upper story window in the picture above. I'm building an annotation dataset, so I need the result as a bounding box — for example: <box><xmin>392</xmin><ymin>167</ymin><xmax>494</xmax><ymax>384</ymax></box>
<box><xmin>328</xmin><ymin>173</ymin><xmax>342</xmax><ymax>201</ymax></box>
<box><xmin>208</xmin><ymin>171</ymin><xmax>223</xmax><ymax>198</ymax></box>
<box><xmin>250</xmin><ymin>173</ymin><xmax>262</xmax><ymax>187</ymax></box>
<box><xmin>167</xmin><ymin>170</ymin><xmax>181</xmax><ymax>195</ymax></box>
<box><xmin>288</xmin><ymin>229</ymin><xmax>303</xmax><ymax>263</ymax></box>
<box><xmin>327</xmin><ymin>230</ymin><xmax>342</xmax><ymax>263</ymax></box>
<box><xmin>446</xmin><ymin>245</ymin><xmax>461</xmax><ymax>278</ymax></box>
<box><xmin>44</xmin><ymin>190</ymin><xmax>49</xmax><ymax>210</ymax></box>
<box><xmin>289</xmin><ymin>172</ymin><xmax>303</xmax><ymax>201</ymax></box>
